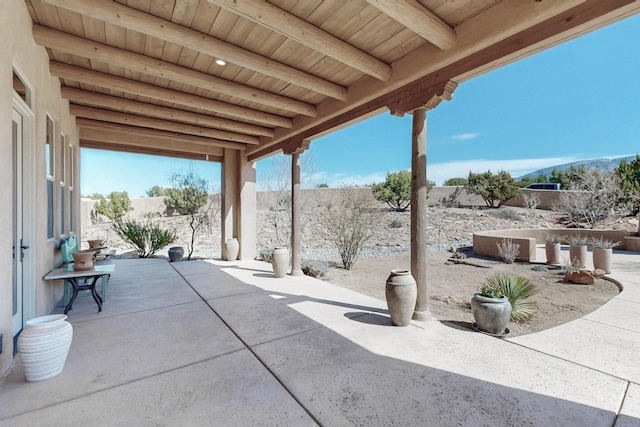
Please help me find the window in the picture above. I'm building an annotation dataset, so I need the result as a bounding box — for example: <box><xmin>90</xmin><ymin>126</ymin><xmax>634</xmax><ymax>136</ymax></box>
<box><xmin>69</xmin><ymin>144</ymin><xmax>74</xmax><ymax>232</ymax></box>
<box><xmin>46</xmin><ymin>115</ymin><xmax>54</xmax><ymax>239</ymax></box>
<box><xmin>12</xmin><ymin>69</ymin><xmax>30</xmax><ymax>107</ymax></box>
<box><xmin>60</xmin><ymin>133</ymin><xmax>66</xmax><ymax>236</ymax></box>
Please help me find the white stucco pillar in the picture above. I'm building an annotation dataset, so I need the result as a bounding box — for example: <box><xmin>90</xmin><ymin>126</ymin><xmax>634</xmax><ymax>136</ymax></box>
<box><xmin>222</xmin><ymin>149</ymin><xmax>256</xmax><ymax>260</ymax></box>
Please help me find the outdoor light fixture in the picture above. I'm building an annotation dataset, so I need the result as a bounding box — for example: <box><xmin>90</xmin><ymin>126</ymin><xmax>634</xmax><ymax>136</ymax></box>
<box><xmin>215</xmin><ymin>59</ymin><xmax>227</xmax><ymax>66</ymax></box>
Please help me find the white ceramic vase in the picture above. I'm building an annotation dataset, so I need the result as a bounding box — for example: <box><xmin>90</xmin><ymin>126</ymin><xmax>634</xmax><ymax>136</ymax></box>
<box><xmin>225</xmin><ymin>238</ymin><xmax>240</xmax><ymax>261</ymax></box>
<box><xmin>271</xmin><ymin>247</ymin><xmax>289</xmax><ymax>278</ymax></box>
<box><xmin>17</xmin><ymin>314</ymin><xmax>73</xmax><ymax>382</ymax></box>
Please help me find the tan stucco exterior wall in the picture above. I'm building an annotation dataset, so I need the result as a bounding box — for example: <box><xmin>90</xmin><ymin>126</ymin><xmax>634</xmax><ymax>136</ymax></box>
<box><xmin>1</xmin><ymin>0</ymin><xmax>80</xmax><ymax>378</ymax></box>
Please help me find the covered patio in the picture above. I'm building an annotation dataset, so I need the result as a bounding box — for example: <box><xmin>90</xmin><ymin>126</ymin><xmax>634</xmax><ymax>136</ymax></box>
<box><xmin>2</xmin><ymin>253</ymin><xmax>640</xmax><ymax>425</ymax></box>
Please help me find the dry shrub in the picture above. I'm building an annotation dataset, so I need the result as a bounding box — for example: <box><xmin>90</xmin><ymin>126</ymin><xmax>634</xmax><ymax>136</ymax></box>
<box><xmin>497</xmin><ymin>238</ymin><xmax>520</xmax><ymax>264</ymax></box>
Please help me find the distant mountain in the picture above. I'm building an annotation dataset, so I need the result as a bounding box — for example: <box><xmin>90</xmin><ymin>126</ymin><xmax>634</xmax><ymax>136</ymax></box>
<box><xmin>519</xmin><ymin>155</ymin><xmax>637</xmax><ymax>179</ymax></box>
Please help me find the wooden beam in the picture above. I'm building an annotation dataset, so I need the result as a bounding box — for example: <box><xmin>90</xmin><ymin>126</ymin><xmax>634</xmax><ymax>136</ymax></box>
<box><xmin>70</xmin><ymin>104</ymin><xmax>259</xmax><ymax>145</ymax></box>
<box><xmin>76</xmin><ymin>118</ymin><xmax>246</xmax><ymax>151</ymax></box>
<box><xmin>49</xmin><ymin>62</ymin><xmax>293</xmax><ymax>128</ymax></box>
<box><xmin>80</xmin><ymin>139</ymin><xmax>223</xmax><ymax>163</ymax></box>
<box><xmin>33</xmin><ymin>25</ymin><xmax>317</xmax><ymax>116</ymax></box>
<box><xmin>247</xmin><ymin>0</ymin><xmax>595</xmax><ymax>160</ymax></box>
<box><xmin>387</xmin><ymin>80</ymin><xmax>458</xmax><ymax>116</ymax></box>
<box><xmin>41</xmin><ymin>0</ymin><xmax>347</xmax><ymax>101</ymax></box>
<box><xmin>208</xmin><ymin>0</ymin><xmax>392</xmax><ymax>81</ymax></box>
<box><xmin>61</xmin><ymin>87</ymin><xmax>274</xmax><ymax>137</ymax></box>
<box><xmin>79</xmin><ymin>128</ymin><xmax>225</xmax><ymax>158</ymax></box>
<box><xmin>366</xmin><ymin>0</ymin><xmax>457</xmax><ymax>50</ymax></box>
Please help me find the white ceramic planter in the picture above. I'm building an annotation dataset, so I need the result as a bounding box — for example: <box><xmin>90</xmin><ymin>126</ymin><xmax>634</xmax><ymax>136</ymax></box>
<box><xmin>593</xmin><ymin>247</ymin><xmax>612</xmax><ymax>273</ymax></box>
<box><xmin>17</xmin><ymin>314</ymin><xmax>73</xmax><ymax>382</ymax></box>
<box><xmin>225</xmin><ymin>238</ymin><xmax>240</xmax><ymax>261</ymax></box>
<box><xmin>545</xmin><ymin>242</ymin><xmax>561</xmax><ymax>265</ymax></box>
<box><xmin>271</xmin><ymin>247</ymin><xmax>289</xmax><ymax>278</ymax></box>
<box><xmin>569</xmin><ymin>245</ymin><xmax>588</xmax><ymax>268</ymax></box>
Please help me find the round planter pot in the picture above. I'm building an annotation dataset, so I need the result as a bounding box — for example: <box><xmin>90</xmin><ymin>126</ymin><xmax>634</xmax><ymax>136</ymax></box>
<box><xmin>271</xmin><ymin>247</ymin><xmax>289</xmax><ymax>278</ymax></box>
<box><xmin>385</xmin><ymin>269</ymin><xmax>417</xmax><ymax>327</ymax></box>
<box><xmin>17</xmin><ymin>314</ymin><xmax>73</xmax><ymax>382</ymax></box>
<box><xmin>87</xmin><ymin>239</ymin><xmax>104</xmax><ymax>249</ymax></box>
<box><xmin>225</xmin><ymin>238</ymin><xmax>240</xmax><ymax>261</ymax></box>
<box><xmin>569</xmin><ymin>245</ymin><xmax>588</xmax><ymax>268</ymax></box>
<box><xmin>168</xmin><ymin>246</ymin><xmax>184</xmax><ymax>262</ymax></box>
<box><xmin>471</xmin><ymin>294</ymin><xmax>512</xmax><ymax>335</ymax></box>
<box><xmin>71</xmin><ymin>251</ymin><xmax>94</xmax><ymax>271</ymax></box>
<box><xmin>545</xmin><ymin>242</ymin><xmax>562</xmax><ymax>265</ymax></box>
<box><xmin>593</xmin><ymin>247</ymin><xmax>612</xmax><ymax>273</ymax></box>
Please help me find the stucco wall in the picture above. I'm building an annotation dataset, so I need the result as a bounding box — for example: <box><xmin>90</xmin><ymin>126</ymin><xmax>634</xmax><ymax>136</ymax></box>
<box><xmin>1</xmin><ymin>0</ymin><xmax>80</xmax><ymax>378</ymax></box>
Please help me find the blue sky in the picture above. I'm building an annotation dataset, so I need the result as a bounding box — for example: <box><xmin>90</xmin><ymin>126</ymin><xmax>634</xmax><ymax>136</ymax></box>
<box><xmin>81</xmin><ymin>13</ymin><xmax>640</xmax><ymax>197</ymax></box>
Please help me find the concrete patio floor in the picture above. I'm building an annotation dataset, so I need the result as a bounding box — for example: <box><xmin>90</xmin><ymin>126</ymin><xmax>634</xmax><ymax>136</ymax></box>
<box><xmin>1</xmin><ymin>247</ymin><xmax>639</xmax><ymax>426</ymax></box>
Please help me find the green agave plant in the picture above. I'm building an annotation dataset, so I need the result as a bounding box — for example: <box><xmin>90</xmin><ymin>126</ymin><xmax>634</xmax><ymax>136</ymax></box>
<box><xmin>482</xmin><ymin>272</ymin><xmax>538</xmax><ymax>322</ymax></box>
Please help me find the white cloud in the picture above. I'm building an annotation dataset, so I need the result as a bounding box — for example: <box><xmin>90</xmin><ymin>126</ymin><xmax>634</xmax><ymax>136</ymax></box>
<box><xmin>451</xmin><ymin>132</ymin><xmax>480</xmax><ymax>141</ymax></box>
<box><xmin>426</xmin><ymin>156</ymin><xmax>579</xmax><ymax>185</ymax></box>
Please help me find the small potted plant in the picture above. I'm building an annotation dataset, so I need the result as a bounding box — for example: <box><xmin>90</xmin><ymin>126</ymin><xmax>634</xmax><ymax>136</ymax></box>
<box><xmin>590</xmin><ymin>237</ymin><xmax>621</xmax><ymax>273</ymax></box>
<box><xmin>544</xmin><ymin>233</ymin><xmax>563</xmax><ymax>265</ymax></box>
<box><xmin>471</xmin><ymin>281</ymin><xmax>512</xmax><ymax>335</ymax></box>
<box><xmin>567</xmin><ymin>234</ymin><xmax>589</xmax><ymax>268</ymax></box>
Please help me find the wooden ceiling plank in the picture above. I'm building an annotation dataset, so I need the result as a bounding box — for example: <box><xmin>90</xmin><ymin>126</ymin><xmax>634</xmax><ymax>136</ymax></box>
<box><xmin>61</xmin><ymin>87</ymin><xmax>274</xmax><ymax>137</ymax></box>
<box><xmin>33</xmin><ymin>24</ymin><xmax>317</xmax><ymax>116</ymax></box>
<box><xmin>247</xmin><ymin>0</ymin><xmax>592</xmax><ymax>158</ymax></box>
<box><xmin>207</xmin><ymin>0</ymin><xmax>392</xmax><ymax>81</ymax></box>
<box><xmin>41</xmin><ymin>0</ymin><xmax>347</xmax><ymax>101</ymax></box>
<box><xmin>49</xmin><ymin>62</ymin><xmax>293</xmax><ymax>128</ymax></box>
<box><xmin>77</xmin><ymin>118</ymin><xmax>245</xmax><ymax>151</ymax></box>
<box><xmin>70</xmin><ymin>104</ymin><xmax>260</xmax><ymax>145</ymax></box>
<box><xmin>365</xmin><ymin>0</ymin><xmax>456</xmax><ymax>50</ymax></box>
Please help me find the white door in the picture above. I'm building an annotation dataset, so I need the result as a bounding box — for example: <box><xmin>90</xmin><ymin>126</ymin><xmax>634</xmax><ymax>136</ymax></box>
<box><xmin>12</xmin><ymin>107</ymin><xmax>26</xmax><ymax>336</ymax></box>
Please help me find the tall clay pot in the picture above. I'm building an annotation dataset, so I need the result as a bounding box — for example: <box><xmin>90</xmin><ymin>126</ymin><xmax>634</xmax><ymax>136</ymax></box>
<box><xmin>385</xmin><ymin>270</ymin><xmax>417</xmax><ymax>326</ymax></box>
<box><xmin>17</xmin><ymin>314</ymin><xmax>73</xmax><ymax>382</ymax></box>
<box><xmin>471</xmin><ymin>294</ymin><xmax>512</xmax><ymax>335</ymax></box>
<box><xmin>569</xmin><ymin>245</ymin><xmax>588</xmax><ymax>268</ymax></box>
<box><xmin>225</xmin><ymin>238</ymin><xmax>240</xmax><ymax>261</ymax></box>
<box><xmin>593</xmin><ymin>247</ymin><xmax>612</xmax><ymax>273</ymax></box>
<box><xmin>545</xmin><ymin>242</ymin><xmax>561</xmax><ymax>265</ymax></box>
<box><xmin>271</xmin><ymin>247</ymin><xmax>289</xmax><ymax>278</ymax></box>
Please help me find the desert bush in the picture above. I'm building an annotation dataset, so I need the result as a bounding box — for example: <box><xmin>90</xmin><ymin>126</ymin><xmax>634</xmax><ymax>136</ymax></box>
<box><xmin>372</xmin><ymin>170</ymin><xmax>434</xmax><ymax>212</ymax></box>
<box><xmin>482</xmin><ymin>272</ymin><xmax>537</xmax><ymax>322</ymax></box>
<box><xmin>165</xmin><ymin>168</ymin><xmax>219</xmax><ymax>260</ymax></box>
<box><xmin>258</xmin><ymin>247</ymin><xmax>273</xmax><ymax>263</ymax></box>
<box><xmin>390</xmin><ymin>218</ymin><xmax>402</xmax><ymax>228</ymax></box>
<box><xmin>93</xmin><ymin>191</ymin><xmax>133</xmax><ymax>221</ymax></box>
<box><xmin>321</xmin><ymin>187</ymin><xmax>377</xmax><ymax>270</ymax></box>
<box><xmin>553</xmin><ymin>168</ymin><xmax>628</xmax><ymax>228</ymax></box>
<box><xmin>488</xmin><ymin>207</ymin><xmax>521</xmax><ymax>221</ymax></box>
<box><xmin>497</xmin><ymin>238</ymin><xmax>519</xmax><ymax>264</ymax></box>
<box><xmin>616</xmin><ymin>155</ymin><xmax>640</xmax><ymax>215</ymax></box>
<box><xmin>146</xmin><ymin>185</ymin><xmax>167</xmax><ymax>197</ymax></box>
<box><xmin>522</xmin><ymin>192</ymin><xmax>540</xmax><ymax>211</ymax></box>
<box><xmin>465</xmin><ymin>170</ymin><xmax>521</xmax><ymax>208</ymax></box>
<box><xmin>301</xmin><ymin>259</ymin><xmax>329</xmax><ymax>278</ymax></box>
<box><xmin>112</xmin><ymin>218</ymin><xmax>177</xmax><ymax>258</ymax></box>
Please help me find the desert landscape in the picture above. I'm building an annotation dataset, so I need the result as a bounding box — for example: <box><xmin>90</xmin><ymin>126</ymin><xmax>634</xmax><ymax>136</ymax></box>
<box><xmin>82</xmin><ymin>192</ymin><xmax>638</xmax><ymax>338</ymax></box>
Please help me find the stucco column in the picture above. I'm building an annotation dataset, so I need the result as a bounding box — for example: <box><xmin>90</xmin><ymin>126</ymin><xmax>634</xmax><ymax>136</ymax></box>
<box><xmin>222</xmin><ymin>149</ymin><xmax>256</xmax><ymax>260</ymax></box>
<box><xmin>290</xmin><ymin>152</ymin><xmax>303</xmax><ymax>276</ymax></box>
<box><xmin>411</xmin><ymin>108</ymin><xmax>432</xmax><ymax>321</ymax></box>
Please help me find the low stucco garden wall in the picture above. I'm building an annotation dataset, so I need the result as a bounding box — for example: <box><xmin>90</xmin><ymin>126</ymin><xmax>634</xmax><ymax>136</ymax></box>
<box><xmin>473</xmin><ymin>229</ymin><xmax>638</xmax><ymax>262</ymax></box>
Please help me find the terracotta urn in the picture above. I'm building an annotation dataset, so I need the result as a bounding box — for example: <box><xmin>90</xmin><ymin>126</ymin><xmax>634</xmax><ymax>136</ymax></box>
<box><xmin>71</xmin><ymin>251</ymin><xmax>94</xmax><ymax>271</ymax></box>
<box><xmin>385</xmin><ymin>269</ymin><xmax>417</xmax><ymax>327</ymax></box>
<box><xmin>87</xmin><ymin>239</ymin><xmax>104</xmax><ymax>249</ymax></box>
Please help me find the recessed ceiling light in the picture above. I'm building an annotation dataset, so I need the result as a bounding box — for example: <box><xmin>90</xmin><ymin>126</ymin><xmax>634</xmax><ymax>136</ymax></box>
<box><xmin>215</xmin><ymin>59</ymin><xmax>227</xmax><ymax>66</ymax></box>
